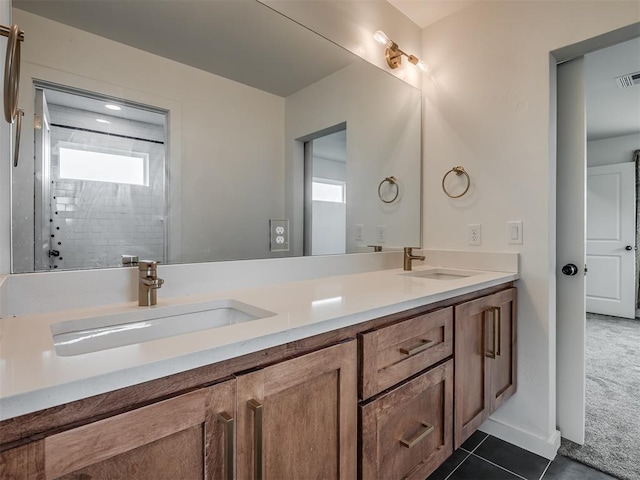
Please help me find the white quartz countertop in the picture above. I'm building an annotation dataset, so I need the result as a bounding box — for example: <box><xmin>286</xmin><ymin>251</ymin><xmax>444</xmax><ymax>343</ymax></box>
<box><xmin>0</xmin><ymin>265</ymin><xmax>518</xmax><ymax>421</ymax></box>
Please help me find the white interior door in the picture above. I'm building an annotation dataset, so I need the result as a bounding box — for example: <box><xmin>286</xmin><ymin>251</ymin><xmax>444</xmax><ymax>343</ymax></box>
<box><xmin>34</xmin><ymin>88</ymin><xmax>52</xmax><ymax>271</ymax></box>
<box><xmin>586</xmin><ymin>162</ymin><xmax>636</xmax><ymax>319</ymax></box>
<box><xmin>556</xmin><ymin>57</ymin><xmax>586</xmax><ymax>445</ymax></box>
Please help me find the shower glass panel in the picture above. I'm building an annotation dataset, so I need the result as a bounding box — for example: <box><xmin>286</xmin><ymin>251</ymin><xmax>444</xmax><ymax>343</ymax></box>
<box><xmin>31</xmin><ymin>85</ymin><xmax>167</xmax><ymax>271</ymax></box>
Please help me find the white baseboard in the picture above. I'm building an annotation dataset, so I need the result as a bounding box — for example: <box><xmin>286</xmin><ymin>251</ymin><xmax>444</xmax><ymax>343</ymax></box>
<box><xmin>479</xmin><ymin>418</ymin><xmax>561</xmax><ymax>460</ymax></box>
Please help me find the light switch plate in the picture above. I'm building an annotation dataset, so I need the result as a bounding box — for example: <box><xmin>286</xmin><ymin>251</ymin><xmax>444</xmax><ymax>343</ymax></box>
<box><xmin>355</xmin><ymin>224</ymin><xmax>364</xmax><ymax>242</ymax></box>
<box><xmin>507</xmin><ymin>221</ymin><xmax>523</xmax><ymax>245</ymax></box>
<box><xmin>270</xmin><ymin>219</ymin><xmax>289</xmax><ymax>252</ymax></box>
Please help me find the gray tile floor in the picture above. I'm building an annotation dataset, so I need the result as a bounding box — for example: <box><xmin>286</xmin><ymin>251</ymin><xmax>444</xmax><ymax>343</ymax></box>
<box><xmin>426</xmin><ymin>432</ymin><xmax>617</xmax><ymax>480</ymax></box>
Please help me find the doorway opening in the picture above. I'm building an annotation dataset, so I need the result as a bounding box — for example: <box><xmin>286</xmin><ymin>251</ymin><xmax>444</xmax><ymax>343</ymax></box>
<box><xmin>302</xmin><ymin>124</ymin><xmax>347</xmax><ymax>256</ymax></box>
<box><xmin>32</xmin><ymin>83</ymin><xmax>168</xmax><ymax>271</ymax></box>
<box><xmin>555</xmin><ymin>31</ymin><xmax>639</xmax><ymax>479</ymax></box>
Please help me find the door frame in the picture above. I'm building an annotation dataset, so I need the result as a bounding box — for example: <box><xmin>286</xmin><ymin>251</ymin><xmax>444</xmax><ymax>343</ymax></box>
<box><xmin>553</xmin><ymin>23</ymin><xmax>640</xmax><ymax>444</ymax></box>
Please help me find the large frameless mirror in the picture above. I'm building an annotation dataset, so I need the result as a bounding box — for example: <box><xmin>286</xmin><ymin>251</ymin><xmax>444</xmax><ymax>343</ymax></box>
<box><xmin>11</xmin><ymin>0</ymin><xmax>421</xmax><ymax>273</ymax></box>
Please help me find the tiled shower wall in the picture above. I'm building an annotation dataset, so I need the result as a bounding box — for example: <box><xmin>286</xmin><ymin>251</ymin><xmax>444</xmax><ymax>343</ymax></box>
<box><xmin>46</xmin><ymin>104</ymin><xmax>166</xmax><ymax>270</ymax></box>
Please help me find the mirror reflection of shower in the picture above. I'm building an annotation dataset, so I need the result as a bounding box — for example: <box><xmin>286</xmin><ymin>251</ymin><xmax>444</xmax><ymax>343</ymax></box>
<box><xmin>21</xmin><ymin>84</ymin><xmax>168</xmax><ymax>272</ymax></box>
<box><xmin>304</xmin><ymin>127</ymin><xmax>347</xmax><ymax>256</ymax></box>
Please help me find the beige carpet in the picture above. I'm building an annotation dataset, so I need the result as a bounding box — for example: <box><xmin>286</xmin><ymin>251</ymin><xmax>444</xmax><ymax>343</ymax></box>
<box><xmin>558</xmin><ymin>313</ymin><xmax>640</xmax><ymax>480</ymax></box>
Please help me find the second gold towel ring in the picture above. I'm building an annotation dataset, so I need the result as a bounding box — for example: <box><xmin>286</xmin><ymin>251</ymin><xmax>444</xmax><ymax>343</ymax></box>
<box><xmin>3</xmin><ymin>24</ymin><xmax>22</xmax><ymax>123</ymax></box>
<box><xmin>442</xmin><ymin>166</ymin><xmax>470</xmax><ymax>198</ymax></box>
<box><xmin>2</xmin><ymin>23</ymin><xmax>25</xmax><ymax>168</ymax></box>
<box><xmin>378</xmin><ymin>176</ymin><xmax>399</xmax><ymax>203</ymax></box>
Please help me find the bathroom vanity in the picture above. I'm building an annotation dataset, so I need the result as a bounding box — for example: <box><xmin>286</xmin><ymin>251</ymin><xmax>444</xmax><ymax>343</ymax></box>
<box><xmin>0</xmin><ymin>263</ymin><xmax>517</xmax><ymax>479</ymax></box>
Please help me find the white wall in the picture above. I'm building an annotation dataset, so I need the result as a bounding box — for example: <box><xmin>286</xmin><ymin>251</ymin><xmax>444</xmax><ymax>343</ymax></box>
<box><xmin>422</xmin><ymin>1</ymin><xmax>640</xmax><ymax>458</ymax></box>
<box><xmin>588</xmin><ymin>133</ymin><xmax>640</xmax><ymax>166</ymax></box>
<box><xmin>12</xmin><ymin>9</ymin><xmax>285</xmax><ymax>265</ymax></box>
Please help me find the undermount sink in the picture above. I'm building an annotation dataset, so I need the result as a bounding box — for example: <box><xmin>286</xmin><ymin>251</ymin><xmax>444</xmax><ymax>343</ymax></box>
<box><xmin>51</xmin><ymin>299</ymin><xmax>276</xmax><ymax>357</ymax></box>
<box><xmin>400</xmin><ymin>268</ymin><xmax>481</xmax><ymax>280</ymax></box>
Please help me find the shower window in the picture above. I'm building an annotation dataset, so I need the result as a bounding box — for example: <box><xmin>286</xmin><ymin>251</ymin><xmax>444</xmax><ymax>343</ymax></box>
<box><xmin>58</xmin><ymin>144</ymin><xmax>149</xmax><ymax>186</ymax></box>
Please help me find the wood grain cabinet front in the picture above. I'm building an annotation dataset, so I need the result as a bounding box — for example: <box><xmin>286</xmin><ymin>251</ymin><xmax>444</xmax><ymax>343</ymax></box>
<box><xmin>454</xmin><ymin>288</ymin><xmax>517</xmax><ymax>448</ymax></box>
<box><xmin>0</xmin><ymin>379</ymin><xmax>236</xmax><ymax>480</ymax></box>
<box><xmin>360</xmin><ymin>359</ymin><xmax>454</xmax><ymax>480</ymax></box>
<box><xmin>236</xmin><ymin>340</ymin><xmax>357</xmax><ymax>480</ymax></box>
<box><xmin>359</xmin><ymin>307</ymin><xmax>453</xmax><ymax>400</ymax></box>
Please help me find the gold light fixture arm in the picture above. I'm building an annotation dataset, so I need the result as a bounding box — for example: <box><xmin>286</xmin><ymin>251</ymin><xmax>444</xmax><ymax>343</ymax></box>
<box><xmin>375</xmin><ymin>30</ymin><xmax>426</xmax><ymax>72</ymax></box>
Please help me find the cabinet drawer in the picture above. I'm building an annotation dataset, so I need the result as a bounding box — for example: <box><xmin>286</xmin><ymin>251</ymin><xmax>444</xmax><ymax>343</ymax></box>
<box><xmin>360</xmin><ymin>359</ymin><xmax>453</xmax><ymax>480</ymax></box>
<box><xmin>360</xmin><ymin>307</ymin><xmax>453</xmax><ymax>399</ymax></box>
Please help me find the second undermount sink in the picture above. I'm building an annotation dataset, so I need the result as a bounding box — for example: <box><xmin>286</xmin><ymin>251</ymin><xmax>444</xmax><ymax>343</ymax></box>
<box><xmin>51</xmin><ymin>299</ymin><xmax>276</xmax><ymax>357</ymax></box>
<box><xmin>401</xmin><ymin>268</ymin><xmax>481</xmax><ymax>280</ymax></box>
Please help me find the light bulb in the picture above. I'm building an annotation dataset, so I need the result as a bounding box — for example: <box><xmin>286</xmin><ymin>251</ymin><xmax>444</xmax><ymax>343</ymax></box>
<box><xmin>373</xmin><ymin>30</ymin><xmax>392</xmax><ymax>47</ymax></box>
<box><xmin>416</xmin><ymin>61</ymin><xmax>428</xmax><ymax>72</ymax></box>
<box><xmin>105</xmin><ymin>104</ymin><xmax>122</xmax><ymax>111</ymax></box>
<box><xmin>96</xmin><ymin>118</ymin><xmax>110</xmax><ymax>124</ymax></box>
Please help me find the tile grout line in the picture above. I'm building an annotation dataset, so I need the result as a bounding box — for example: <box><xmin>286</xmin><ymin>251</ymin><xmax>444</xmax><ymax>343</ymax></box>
<box><xmin>538</xmin><ymin>460</ymin><xmax>553</xmax><ymax>480</ymax></box>
<box><xmin>466</xmin><ymin>451</ymin><xmax>529</xmax><ymax>480</ymax></box>
<box><xmin>443</xmin><ymin>451</ymin><xmax>472</xmax><ymax>480</ymax></box>
<box><xmin>444</xmin><ymin>435</ymin><xmax>489</xmax><ymax>480</ymax></box>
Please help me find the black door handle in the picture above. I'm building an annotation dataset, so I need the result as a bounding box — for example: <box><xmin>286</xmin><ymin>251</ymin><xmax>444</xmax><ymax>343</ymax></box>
<box><xmin>562</xmin><ymin>264</ymin><xmax>579</xmax><ymax>276</ymax></box>
<box><xmin>625</xmin><ymin>246</ymin><xmax>634</xmax><ymax>251</ymax></box>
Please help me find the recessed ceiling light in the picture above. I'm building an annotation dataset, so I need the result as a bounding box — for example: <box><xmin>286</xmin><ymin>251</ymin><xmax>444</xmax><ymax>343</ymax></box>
<box><xmin>96</xmin><ymin>118</ymin><xmax>110</xmax><ymax>124</ymax></box>
<box><xmin>105</xmin><ymin>104</ymin><xmax>122</xmax><ymax>111</ymax></box>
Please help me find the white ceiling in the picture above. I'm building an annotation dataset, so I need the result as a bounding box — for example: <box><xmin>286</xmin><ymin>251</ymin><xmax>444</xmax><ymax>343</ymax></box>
<box><xmin>388</xmin><ymin>0</ymin><xmax>476</xmax><ymax>28</ymax></box>
<box><xmin>585</xmin><ymin>37</ymin><xmax>640</xmax><ymax>141</ymax></box>
<box><xmin>388</xmin><ymin>1</ymin><xmax>640</xmax><ymax>141</ymax></box>
<box><xmin>13</xmin><ymin>0</ymin><xmax>357</xmax><ymax>98</ymax></box>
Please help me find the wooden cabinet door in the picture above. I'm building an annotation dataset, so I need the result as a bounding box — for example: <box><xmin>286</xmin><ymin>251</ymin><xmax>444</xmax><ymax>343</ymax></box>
<box><xmin>360</xmin><ymin>359</ymin><xmax>453</xmax><ymax>480</ymax></box>
<box><xmin>36</xmin><ymin>380</ymin><xmax>235</xmax><ymax>480</ymax></box>
<box><xmin>236</xmin><ymin>341</ymin><xmax>357</xmax><ymax>480</ymax></box>
<box><xmin>454</xmin><ymin>288</ymin><xmax>517</xmax><ymax>448</ymax></box>
<box><xmin>489</xmin><ymin>288</ymin><xmax>517</xmax><ymax>412</ymax></box>
<box><xmin>0</xmin><ymin>442</ymin><xmax>44</xmax><ymax>480</ymax></box>
<box><xmin>454</xmin><ymin>294</ymin><xmax>493</xmax><ymax>449</ymax></box>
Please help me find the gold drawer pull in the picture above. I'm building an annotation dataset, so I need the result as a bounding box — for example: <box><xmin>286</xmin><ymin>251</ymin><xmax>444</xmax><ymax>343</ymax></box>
<box><xmin>400</xmin><ymin>422</ymin><xmax>435</xmax><ymax>449</ymax></box>
<box><xmin>400</xmin><ymin>339</ymin><xmax>435</xmax><ymax>356</ymax></box>
<box><xmin>484</xmin><ymin>306</ymin><xmax>501</xmax><ymax>359</ymax></box>
<box><xmin>219</xmin><ymin>412</ymin><xmax>234</xmax><ymax>480</ymax></box>
<box><xmin>248</xmin><ymin>399</ymin><xmax>263</xmax><ymax>480</ymax></box>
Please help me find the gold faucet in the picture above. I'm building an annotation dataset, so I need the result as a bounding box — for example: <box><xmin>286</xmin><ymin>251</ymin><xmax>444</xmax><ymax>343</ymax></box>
<box><xmin>138</xmin><ymin>260</ymin><xmax>164</xmax><ymax>306</ymax></box>
<box><xmin>403</xmin><ymin>247</ymin><xmax>426</xmax><ymax>271</ymax></box>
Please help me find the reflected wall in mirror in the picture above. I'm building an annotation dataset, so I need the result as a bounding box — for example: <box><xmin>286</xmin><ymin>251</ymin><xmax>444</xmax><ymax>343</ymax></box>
<box><xmin>11</xmin><ymin>0</ymin><xmax>421</xmax><ymax>273</ymax></box>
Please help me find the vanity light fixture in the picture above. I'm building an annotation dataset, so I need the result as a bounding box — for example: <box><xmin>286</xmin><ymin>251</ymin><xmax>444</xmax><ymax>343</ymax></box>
<box><xmin>373</xmin><ymin>30</ymin><xmax>427</xmax><ymax>72</ymax></box>
<box><xmin>105</xmin><ymin>104</ymin><xmax>122</xmax><ymax>111</ymax></box>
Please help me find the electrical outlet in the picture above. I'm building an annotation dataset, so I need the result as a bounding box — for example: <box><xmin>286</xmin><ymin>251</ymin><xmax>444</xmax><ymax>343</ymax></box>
<box><xmin>468</xmin><ymin>224</ymin><xmax>482</xmax><ymax>246</ymax></box>
<box><xmin>376</xmin><ymin>225</ymin><xmax>387</xmax><ymax>243</ymax></box>
<box><xmin>269</xmin><ymin>219</ymin><xmax>289</xmax><ymax>252</ymax></box>
<box><xmin>355</xmin><ymin>224</ymin><xmax>364</xmax><ymax>242</ymax></box>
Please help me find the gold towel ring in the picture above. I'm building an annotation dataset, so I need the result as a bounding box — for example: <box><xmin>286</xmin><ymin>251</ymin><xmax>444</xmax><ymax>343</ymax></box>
<box><xmin>378</xmin><ymin>176</ymin><xmax>399</xmax><ymax>203</ymax></box>
<box><xmin>2</xmin><ymin>24</ymin><xmax>25</xmax><ymax>168</ymax></box>
<box><xmin>442</xmin><ymin>166</ymin><xmax>470</xmax><ymax>198</ymax></box>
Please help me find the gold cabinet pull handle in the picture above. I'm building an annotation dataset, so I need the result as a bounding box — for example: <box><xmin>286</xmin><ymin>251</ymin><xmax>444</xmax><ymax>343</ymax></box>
<box><xmin>219</xmin><ymin>412</ymin><xmax>234</xmax><ymax>480</ymax></box>
<box><xmin>399</xmin><ymin>339</ymin><xmax>435</xmax><ymax>356</ymax></box>
<box><xmin>248</xmin><ymin>399</ymin><xmax>263</xmax><ymax>480</ymax></box>
<box><xmin>484</xmin><ymin>306</ymin><xmax>501</xmax><ymax>358</ymax></box>
<box><xmin>400</xmin><ymin>422</ymin><xmax>435</xmax><ymax>448</ymax></box>
<box><xmin>485</xmin><ymin>308</ymin><xmax>496</xmax><ymax>359</ymax></box>
<box><xmin>492</xmin><ymin>306</ymin><xmax>502</xmax><ymax>357</ymax></box>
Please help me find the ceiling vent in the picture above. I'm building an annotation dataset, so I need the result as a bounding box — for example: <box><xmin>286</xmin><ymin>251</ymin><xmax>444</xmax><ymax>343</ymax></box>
<box><xmin>615</xmin><ymin>71</ymin><xmax>640</xmax><ymax>88</ymax></box>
